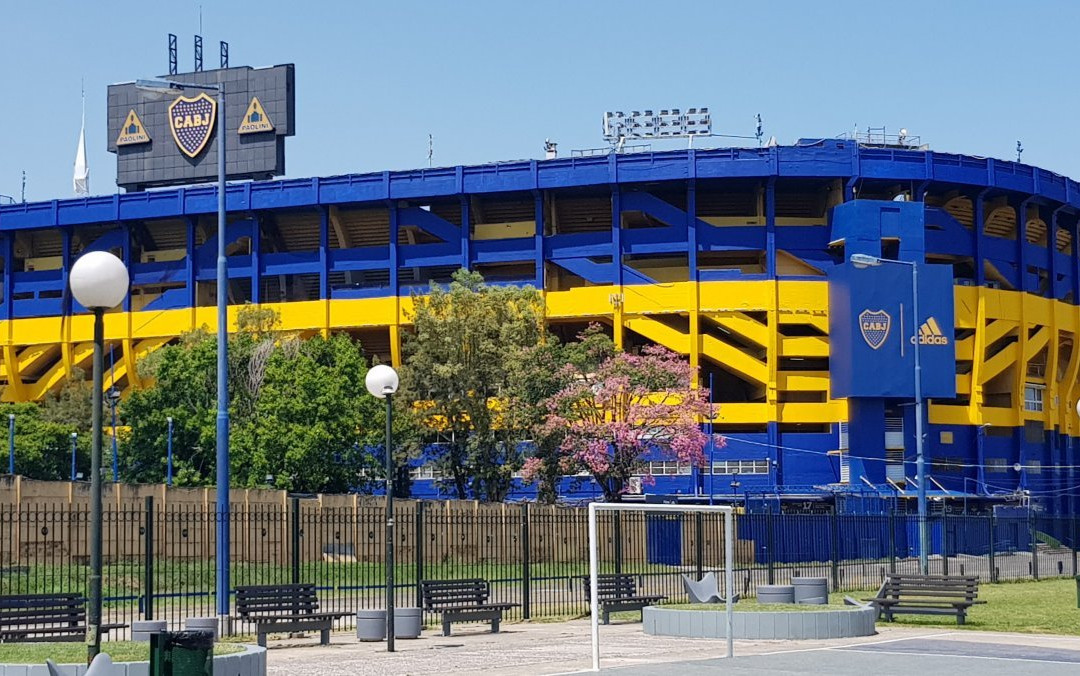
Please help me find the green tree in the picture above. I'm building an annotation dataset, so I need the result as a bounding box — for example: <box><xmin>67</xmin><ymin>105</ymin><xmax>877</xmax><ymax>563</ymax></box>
<box><xmin>1</xmin><ymin>402</ymin><xmax>82</xmax><ymax>481</ymax></box>
<box><xmin>399</xmin><ymin>269</ymin><xmax>544</xmax><ymax>502</ymax></box>
<box><xmin>121</xmin><ymin>306</ymin><xmax>391</xmax><ymax>492</ymax></box>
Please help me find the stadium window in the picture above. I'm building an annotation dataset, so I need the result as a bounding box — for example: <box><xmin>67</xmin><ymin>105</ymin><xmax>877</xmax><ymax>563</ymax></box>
<box><xmin>711</xmin><ymin>460</ymin><xmax>769</xmax><ymax>475</ymax></box>
<box><xmin>931</xmin><ymin>457</ymin><xmax>964</xmax><ymax>473</ymax></box>
<box><xmin>939</xmin><ymin>431</ymin><xmax>954</xmax><ymax>444</ymax></box>
<box><xmin>1024</xmin><ymin>383</ymin><xmax>1045</xmax><ymax>412</ymax></box>
<box><xmin>1026</xmin><ymin>460</ymin><xmax>1043</xmax><ymax>475</ymax></box>
<box><xmin>986</xmin><ymin>458</ymin><xmax>1008</xmax><ymax>473</ymax></box>
<box><xmin>1024</xmin><ymin>420</ymin><xmax>1045</xmax><ymax>444</ymax></box>
<box><xmin>409</xmin><ymin>465</ymin><xmax>441</xmax><ymax>480</ymax></box>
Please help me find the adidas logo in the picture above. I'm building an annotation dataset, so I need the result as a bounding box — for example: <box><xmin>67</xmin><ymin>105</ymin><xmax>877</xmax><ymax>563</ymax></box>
<box><xmin>911</xmin><ymin>317</ymin><xmax>949</xmax><ymax>345</ymax></box>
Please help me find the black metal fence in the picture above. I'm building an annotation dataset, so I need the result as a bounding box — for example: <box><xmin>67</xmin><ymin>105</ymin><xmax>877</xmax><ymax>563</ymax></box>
<box><xmin>1</xmin><ymin>500</ymin><xmax>1077</xmax><ymax>639</ymax></box>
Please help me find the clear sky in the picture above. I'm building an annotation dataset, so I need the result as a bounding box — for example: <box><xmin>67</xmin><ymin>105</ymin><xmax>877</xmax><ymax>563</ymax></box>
<box><xmin>2</xmin><ymin>0</ymin><xmax>1079</xmax><ymax>202</ymax></box>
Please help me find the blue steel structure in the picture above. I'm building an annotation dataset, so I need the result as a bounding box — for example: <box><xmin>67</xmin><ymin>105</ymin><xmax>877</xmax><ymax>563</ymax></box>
<box><xmin>2</xmin><ymin>139</ymin><xmax>1080</xmax><ymax>517</ymax></box>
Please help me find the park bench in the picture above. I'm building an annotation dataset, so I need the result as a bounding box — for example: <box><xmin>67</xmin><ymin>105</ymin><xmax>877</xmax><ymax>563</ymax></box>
<box><xmin>863</xmin><ymin>574</ymin><xmax>984</xmax><ymax>625</ymax></box>
<box><xmin>580</xmin><ymin>573</ymin><xmax>667</xmax><ymax>624</ymax></box>
<box><xmin>0</xmin><ymin>593</ymin><xmax>128</xmax><ymax>642</ymax></box>
<box><xmin>420</xmin><ymin>578</ymin><xmax>518</xmax><ymax>636</ymax></box>
<box><xmin>234</xmin><ymin>583</ymin><xmax>350</xmax><ymax>647</ymax></box>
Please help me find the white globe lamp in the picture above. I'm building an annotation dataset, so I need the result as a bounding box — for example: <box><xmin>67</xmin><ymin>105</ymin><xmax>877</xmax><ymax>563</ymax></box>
<box><xmin>365</xmin><ymin>364</ymin><xmax>400</xmax><ymax>399</ymax></box>
<box><xmin>69</xmin><ymin>251</ymin><xmax>129</xmax><ymax>309</ymax></box>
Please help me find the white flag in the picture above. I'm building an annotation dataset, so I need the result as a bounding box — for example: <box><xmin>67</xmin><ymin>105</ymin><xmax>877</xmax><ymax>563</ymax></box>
<box><xmin>73</xmin><ymin>96</ymin><xmax>89</xmax><ymax>196</ymax></box>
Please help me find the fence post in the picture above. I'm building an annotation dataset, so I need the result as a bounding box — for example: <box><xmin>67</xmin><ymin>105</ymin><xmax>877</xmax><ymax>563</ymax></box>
<box><xmin>888</xmin><ymin>510</ymin><xmax>896</xmax><ymax>574</ymax></box>
<box><xmin>1031</xmin><ymin>511</ymin><xmax>1039</xmax><ymax>581</ymax></box>
<box><xmin>521</xmin><ymin>503</ymin><xmax>531</xmax><ymax>620</ymax></box>
<box><xmin>415</xmin><ymin>501</ymin><xmax>425</xmax><ymax>608</ymax></box>
<box><xmin>613</xmin><ymin>512</ymin><xmax>623</xmax><ymax>575</ymax></box>
<box><xmin>829</xmin><ymin>509</ymin><xmax>840</xmax><ymax>591</ymax></box>
<box><xmin>694</xmin><ymin>512</ymin><xmax>704</xmax><ymax>580</ymax></box>
<box><xmin>144</xmin><ymin>496</ymin><xmax>154</xmax><ymax>621</ymax></box>
<box><xmin>988</xmin><ymin>512</ymin><xmax>997</xmax><ymax>583</ymax></box>
<box><xmin>1073</xmin><ymin>515</ymin><xmax>1078</xmax><ymax>577</ymax></box>
<box><xmin>941</xmin><ymin>510</ymin><xmax>949</xmax><ymax>577</ymax></box>
<box><xmin>290</xmin><ymin>497</ymin><xmax>301</xmax><ymax>585</ymax></box>
<box><xmin>766</xmin><ymin>508</ymin><xmax>776</xmax><ymax>585</ymax></box>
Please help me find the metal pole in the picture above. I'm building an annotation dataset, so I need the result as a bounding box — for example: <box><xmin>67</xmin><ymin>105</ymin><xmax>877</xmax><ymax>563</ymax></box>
<box><xmin>166</xmin><ymin>416</ymin><xmax>174</xmax><ymax>487</ymax></box>
<box><xmin>70</xmin><ymin>433</ymin><xmax>77</xmax><ymax>481</ymax></box>
<box><xmin>7</xmin><ymin>414</ymin><xmax>13</xmax><ymax>475</ymax></box>
<box><xmin>724</xmin><ymin>508</ymin><xmax>734</xmax><ymax>659</ymax></box>
<box><xmin>87</xmin><ymin>307</ymin><xmax>105</xmax><ymax>663</ymax></box>
<box><xmin>110</xmin><ymin>347</ymin><xmax>118</xmax><ymax>482</ymax></box>
<box><xmin>913</xmin><ymin>262</ymin><xmax>928</xmax><ymax>575</ymax></box>
<box><xmin>385</xmin><ymin>393</ymin><xmax>395</xmax><ymax>652</ymax></box>
<box><xmin>588</xmin><ymin>504</ymin><xmax>600</xmax><ymax>672</ymax></box>
<box><xmin>110</xmin><ymin>397</ymin><xmax>119</xmax><ymax>482</ymax></box>
<box><xmin>214</xmin><ymin>84</ymin><xmax>231</xmax><ymax>624</ymax></box>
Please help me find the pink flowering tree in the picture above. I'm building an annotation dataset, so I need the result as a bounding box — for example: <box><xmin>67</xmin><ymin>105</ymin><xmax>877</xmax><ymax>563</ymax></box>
<box><xmin>524</xmin><ymin>344</ymin><xmax>716</xmax><ymax>502</ymax></box>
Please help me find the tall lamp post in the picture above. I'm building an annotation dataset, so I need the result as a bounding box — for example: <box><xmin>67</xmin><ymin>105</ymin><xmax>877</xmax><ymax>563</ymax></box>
<box><xmin>166</xmin><ymin>416</ymin><xmax>174</xmax><ymax>487</ymax></box>
<box><xmin>69</xmin><ymin>250</ymin><xmax>129</xmax><ymax>664</ymax></box>
<box><xmin>70</xmin><ymin>432</ymin><xmax>78</xmax><ymax>482</ymax></box>
<box><xmin>850</xmin><ymin>253</ymin><xmax>928</xmax><ymax>575</ymax></box>
<box><xmin>365</xmin><ymin>364</ymin><xmax>399</xmax><ymax>652</ymax></box>
<box><xmin>136</xmin><ymin>77</ymin><xmax>229</xmax><ymax>623</ymax></box>
<box><xmin>7</xmin><ymin>413</ymin><xmax>14</xmax><ymax>475</ymax></box>
<box><xmin>106</xmin><ymin>388</ymin><xmax>121</xmax><ymax>481</ymax></box>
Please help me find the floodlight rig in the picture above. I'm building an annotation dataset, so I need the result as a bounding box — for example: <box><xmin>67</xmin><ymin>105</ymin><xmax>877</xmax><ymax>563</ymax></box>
<box><xmin>602</xmin><ymin>108</ymin><xmax>712</xmax><ymax>150</ymax></box>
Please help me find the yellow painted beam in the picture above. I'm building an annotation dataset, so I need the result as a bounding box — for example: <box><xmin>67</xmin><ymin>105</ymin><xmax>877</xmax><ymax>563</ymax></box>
<box><xmin>709</xmin><ymin>312</ymin><xmax>768</xmax><ymax>347</ymax></box>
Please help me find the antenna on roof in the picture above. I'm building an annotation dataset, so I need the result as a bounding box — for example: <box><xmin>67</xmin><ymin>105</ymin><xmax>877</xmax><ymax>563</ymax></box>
<box><xmin>194</xmin><ymin>34</ymin><xmax>203</xmax><ymax>72</ymax></box>
<box><xmin>21</xmin><ymin>171</ymin><xmax>26</xmax><ymax>203</ymax></box>
<box><xmin>755</xmin><ymin>114</ymin><xmax>764</xmax><ymax>147</ymax></box>
<box><xmin>220</xmin><ymin>41</ymin><xmax>229</xmax><ymax>68</ymax></box>
<box><xmin>428</xmin><ymin>134</ymin><xmax>433</xmax><ymax>168</ymax></box>
<box><xmin>168</xmin><ymin>33</ymin><xmax>178</xmax><ymax>75</ymax></box>
<box><xmin>1016</xmin><ymin>140</ymin><xmax>1023</xmax><ymax>163</ymax></box>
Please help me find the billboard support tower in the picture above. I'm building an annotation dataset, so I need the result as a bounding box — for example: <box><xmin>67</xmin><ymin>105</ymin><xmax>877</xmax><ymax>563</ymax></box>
<box><xmin>168</xmin><ymin>34</ymin><xmax>177</xmax><ymax>75</ymax></box>
<box><xmin>220</xmin><ymin>41</ymin><xmax>229</xmax><ymax>69</ymax></box>
<box><xmin>195</xmin><ymin>35</ymin><xmax>203</xmax><ymax>72</ymax></box>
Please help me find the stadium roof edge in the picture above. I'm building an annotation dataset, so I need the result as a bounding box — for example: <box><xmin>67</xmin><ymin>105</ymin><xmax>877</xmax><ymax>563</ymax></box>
<box><xmin>3</xmin><ymin>142</ymin><xmax>1080</xmax><ymax>230</ymax></box>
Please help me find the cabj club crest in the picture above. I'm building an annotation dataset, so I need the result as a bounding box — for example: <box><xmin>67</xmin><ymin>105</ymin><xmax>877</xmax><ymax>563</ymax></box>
<box><xmin>859</xmin><ymin>309</ymin><xmax>891</xmax><ymax>350</ymax></box>
<box><xmin>168</xmin><ymin>92</ymin><xmax>217</xmax><ymax>158</ymax></box>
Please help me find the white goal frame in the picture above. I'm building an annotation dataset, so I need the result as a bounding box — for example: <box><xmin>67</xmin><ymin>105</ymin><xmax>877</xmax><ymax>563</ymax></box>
<box><xmin>588</xmin><ymin>502</ymin><xmax>735</xmax><ymax>671</ymax></box>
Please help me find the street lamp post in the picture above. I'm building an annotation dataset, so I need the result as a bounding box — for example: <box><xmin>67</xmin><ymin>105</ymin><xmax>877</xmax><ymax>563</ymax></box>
<box><xmin>70</xmin><ymin>433</ymin><xmax>78</xmax><ymax>482</ymax></box>
<box><xmin>365</xmin><ymin>364</ymin><xmax>400</xmax><ymax>652</ymax></box>
<box><xmin>7</xmin><ymin>413</ymin><xmax>14</xmax><ymax>475</ymax></box>
<box><xmin>69</xmin><ymin>250</ymin><xmax>129</xmax><ymax>664</ymax></box>
<box><xmin>107</xmin><ymin>388</ymin><xmax>121</xmax><ymax>482</ymax></box>
<box><xmin>136</xmin><ymin>77</ymin><xmax>230</xmax><ymax>624</ymax></box>
<box><xmin>166</xmin><ymin>416</ymin><xmax>174</xmax><ymax>487</ymax></box>
<box><xmin>850</xmin><ymin>253</ymin><xmax>928</xmax><ymax>574</ymax></box>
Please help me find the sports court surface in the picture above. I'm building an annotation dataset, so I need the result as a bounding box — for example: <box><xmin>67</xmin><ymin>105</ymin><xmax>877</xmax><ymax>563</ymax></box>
<box><xmin>263</xmin><ymin>620</ymin><xmax>1080</xmax><ymax>675</ymax></box>
<box><xmin>605</xmin><ymin>633</ymin><xmax>1080</xmax><ymax>675</ymax></box>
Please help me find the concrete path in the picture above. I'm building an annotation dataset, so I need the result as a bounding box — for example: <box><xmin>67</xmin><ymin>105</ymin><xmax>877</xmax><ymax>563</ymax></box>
<box><xmin>261</xmin><ymin>619</ymin><xmax>1080</xmax><ymax>676</ymax></box>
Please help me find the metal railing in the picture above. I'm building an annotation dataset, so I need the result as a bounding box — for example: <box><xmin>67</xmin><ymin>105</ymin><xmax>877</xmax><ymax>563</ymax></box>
<box><xmin>1</xmin><ymin>502</ymin><xmax>1076</xmax><ymax>638</ymax></box>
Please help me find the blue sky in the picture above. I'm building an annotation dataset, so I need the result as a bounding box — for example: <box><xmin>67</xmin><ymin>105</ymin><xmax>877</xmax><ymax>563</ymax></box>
<box><xmin>2</xmin><ymin>0</ymin><xmax>1079</xmax><ymax>202</ymax></box>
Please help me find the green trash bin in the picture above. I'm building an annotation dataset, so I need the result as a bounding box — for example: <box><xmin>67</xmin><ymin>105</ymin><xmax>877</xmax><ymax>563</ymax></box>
<box><xmin>150</xmin><ymin>630</ymin><xmax>214</xmax><ymax>675</ymax></box>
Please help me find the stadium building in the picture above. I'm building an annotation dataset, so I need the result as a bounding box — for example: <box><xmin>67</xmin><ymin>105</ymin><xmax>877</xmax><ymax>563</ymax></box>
<box><xmin>2</xmin><ymin>91</ymin><xmax>1079</xmax><ymax>515</ymax></box>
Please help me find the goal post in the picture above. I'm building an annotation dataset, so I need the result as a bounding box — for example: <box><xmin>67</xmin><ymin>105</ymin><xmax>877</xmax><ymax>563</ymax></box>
<box><xmin>587</xmin><ymin>502</ymin><xmax>735</xmax><ymax>671</ymax></box>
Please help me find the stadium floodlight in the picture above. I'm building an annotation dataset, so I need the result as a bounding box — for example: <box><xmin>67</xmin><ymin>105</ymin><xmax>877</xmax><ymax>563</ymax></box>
<box><xmin>602</xmin><ymin>108</ymin><xmax>712</xmax><ymax>145</ymax></box>
<box><xmin>587</xmin><ymin>502</ymin><xmax>734</xmax><ymax>671</ymax></box>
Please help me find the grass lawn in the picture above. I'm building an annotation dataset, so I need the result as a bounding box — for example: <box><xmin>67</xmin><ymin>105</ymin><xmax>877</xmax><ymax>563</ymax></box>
<box><xmin>0</xmin><ymin>641</ymin><xmax>243</xmax><ymax>665</ymax></box>
<box><xmin>828</xmin><ymin>577</ymin><xmax>1080</xmax><ymax>635</ymax></box>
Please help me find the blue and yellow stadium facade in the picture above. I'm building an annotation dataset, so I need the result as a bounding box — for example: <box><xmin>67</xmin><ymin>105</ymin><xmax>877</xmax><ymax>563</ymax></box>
<box><xmin>1</xmin><ymin>138</ymin><xmax>1078</xmax><ymax>514</ymax></box>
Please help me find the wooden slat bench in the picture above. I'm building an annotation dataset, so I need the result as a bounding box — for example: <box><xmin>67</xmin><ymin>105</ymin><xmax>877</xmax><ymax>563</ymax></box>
<box><xmin>234</xmin><ymin>583</ymin><xmax>350</xmax><ymax>647</ymax></box>
<box><xmin>0</xmin><ymin>593</ymin><xmax>127</xmax><ymax>642</ymax></box>
<box><xmin>420</xmin><ymin>579</ymin><xmax>518</xmax><ymax>636</ymax></box>
<box><xmin>864</xmin><ymin>574</ymin><xmax>984</xmax><ymax>625</ymax></box>
<box><xmin>580</xmin><ymin>573</ymin><xmax>667</xmax><ymax>625</ymax></box>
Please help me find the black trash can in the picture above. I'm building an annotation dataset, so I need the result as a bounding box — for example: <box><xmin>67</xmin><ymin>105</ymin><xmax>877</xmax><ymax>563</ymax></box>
<box><xmin>150</xmin><ymin>630</ymin><xmax>213</xmax><ymax>676</ymax></box>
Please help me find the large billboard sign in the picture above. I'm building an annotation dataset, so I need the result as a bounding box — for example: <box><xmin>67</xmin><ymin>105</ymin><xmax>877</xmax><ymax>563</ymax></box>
<box><xmin>829</xmin><ymin>261</ymin><xmax>956</xmax><ymax>399</ymax></box>
<box><xmin>107</xmin><ymin>64</ymin><xmax>295</xmax><ymax>191</ymax></box>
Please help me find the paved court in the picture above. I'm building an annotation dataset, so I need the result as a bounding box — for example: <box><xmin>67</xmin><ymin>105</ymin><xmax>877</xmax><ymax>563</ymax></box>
<box><xmin>606</xmin><ymin>634</ymin><xmax>1080</xmax><ymax>675</ymax></box>
<box><xmin>263</xmin><ymin>620</ymin><xmax>1080</xmax><ymax>675</ymax></box>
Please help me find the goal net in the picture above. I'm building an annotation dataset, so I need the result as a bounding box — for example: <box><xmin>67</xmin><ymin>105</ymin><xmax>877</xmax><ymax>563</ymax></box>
<box><xmin>587</xmin><ymin>502</ymin><xmax>735</xmax><ymax>671</ymax></box>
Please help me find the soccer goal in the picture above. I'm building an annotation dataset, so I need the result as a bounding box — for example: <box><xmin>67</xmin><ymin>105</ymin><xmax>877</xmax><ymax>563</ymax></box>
<box><xmin>587</xmin><ymin>502</ymin><xmax>736</xmax><ymax>671</ymax></box>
